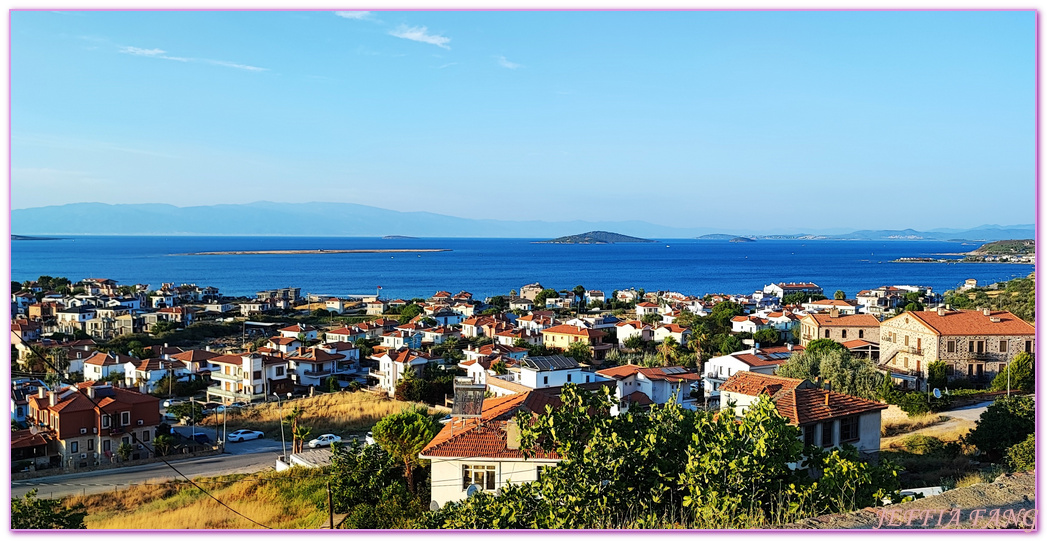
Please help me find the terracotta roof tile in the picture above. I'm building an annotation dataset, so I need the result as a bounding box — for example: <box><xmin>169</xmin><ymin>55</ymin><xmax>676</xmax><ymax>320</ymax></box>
<box><xmin>899</xmin><ymin>310</ymin><xmax>1035</xmax><ymax>336</ymax></box>
<box><xmin>773</xmin><ymin>388</ymin><xmax>887</xmax><ymax>425</ymax></box>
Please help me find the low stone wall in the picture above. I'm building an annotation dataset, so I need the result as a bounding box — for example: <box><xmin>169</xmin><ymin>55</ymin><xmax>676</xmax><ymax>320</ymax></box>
<box><xmin>11</xmin><ymin>448</ymin><xmax>222</xmax><ymax>481</ymax></box>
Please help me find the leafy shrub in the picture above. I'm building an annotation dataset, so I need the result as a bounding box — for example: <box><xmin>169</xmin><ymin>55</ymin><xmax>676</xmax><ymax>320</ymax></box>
<box><xmin>965</xmin><ymin>396</ymin><xmax>1035</xmax><ymax>461</ymax></box>
<box><xmin>1005</xmin><ymin>433</ymin><xmax>1035</xmax><ymax>472</ymax></box>
<box><xmin>902</xmin><ymin>435</ymin><xmax>945</xmax><ymax>455</ymax></box>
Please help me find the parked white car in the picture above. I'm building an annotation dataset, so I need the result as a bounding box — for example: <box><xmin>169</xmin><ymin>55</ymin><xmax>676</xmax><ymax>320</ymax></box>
<box><xmin>163</xmin><ymin>398</ymin><xmax>185</xmax><ymax>408</ymax></box>
<box><xmin>308</xmin><ymin>434</ymin><xmax>342</xmax><ymax>448</ymax></box>
<box><xmin>227</xmin><ymin>429</ymin><xmax>265</xmax><ymax>442</ymax></box>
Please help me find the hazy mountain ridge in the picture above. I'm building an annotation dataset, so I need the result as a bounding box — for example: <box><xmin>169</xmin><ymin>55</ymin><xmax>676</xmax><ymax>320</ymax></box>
<box><xmin>10</xmin><ymin>202</ymin><xmax>1034</xmax><ymax>241</ymax></box>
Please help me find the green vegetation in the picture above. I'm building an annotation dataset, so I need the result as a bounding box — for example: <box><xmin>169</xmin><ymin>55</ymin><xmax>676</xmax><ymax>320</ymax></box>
<box><xmin>990</xmin><ymin>352</ymin><xmax>1033</xmax><ymax>393</ymax></box>
<box><xmin>371</xmin><ymin>406</ymin><xmax>441</xmax><ymax>495</ymax></box>
<box><xmin>394</xmin><ymin>364</ymin><xmax>454</xmax><ymax>406</ymax></box>
<box><xmin>424</xmin><ymin>385</ymin><xmax>900</xmax><ymax>529</ymax></box>
<box><xmin>1005</xmin><ymin>433</ymin><xmax>1035</xmax><ymax>472</ymax></box>
<box><xmin>969</xmin><ymin>239</ymin><xmax>1034</xmax><ymax>255</ymax></box>
<box><xmin>12</xmin><ymin>489</ymin><xmax>87</xmax><ymax>529</ymax></box>
<box><xmin>781</xmin><ymin>291</ymin><xmax>827</xmax><ymax>305</ymax></box>
<box><xmin>536</xmin><ymin>231</ymin><xmax>654</xmax><ymax>244</ymax></box>
<box><xmin>776</xmin><ymin>347</ymin><xmax>882</xmax><ymax>399</ymax></box>
<box><xmin>964</xmin><ymin>396</ymin><xmax>1035</xmax><ymax>462</ymax></box>
<box><xmin>943</xmin><ymin>273</ymin><xmax>1034</xmax><ymax>322</ymax></box>
<box><xmin>532</xmin><ymin>288</ymin><xmax>559</xmax><ymax>309</ymax></box>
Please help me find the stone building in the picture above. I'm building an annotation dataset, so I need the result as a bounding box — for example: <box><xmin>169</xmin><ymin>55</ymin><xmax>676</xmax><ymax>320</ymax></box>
<box><xmin>878</xmin><ymin>308</ymin><xmax>1034</xmax><ymax>390</ymax></box>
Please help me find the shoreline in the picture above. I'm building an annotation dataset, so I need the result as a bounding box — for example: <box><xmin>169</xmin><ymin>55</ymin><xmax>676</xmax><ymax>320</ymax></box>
<box><xmin>177</xmin><ymin>248</ymin><xmax>452</xmax><ymax>256</ymax></box>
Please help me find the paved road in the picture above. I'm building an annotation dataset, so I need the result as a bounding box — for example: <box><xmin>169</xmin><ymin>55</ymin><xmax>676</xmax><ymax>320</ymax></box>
<box><xmin>12</xmin><ymin>448</ymin><xmax>283</xmax><ymax>500</ymax></box>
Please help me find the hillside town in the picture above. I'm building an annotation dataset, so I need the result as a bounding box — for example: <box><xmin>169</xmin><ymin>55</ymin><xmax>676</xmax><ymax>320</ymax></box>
<box><xmin>9</xmin><ymin>274</ymin><xmax>1036</xmax><ymax>528</ymax></box>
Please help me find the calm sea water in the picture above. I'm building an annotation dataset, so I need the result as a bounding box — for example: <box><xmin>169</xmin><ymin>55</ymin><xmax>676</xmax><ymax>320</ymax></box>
<box><xmin>9</xmin><ymin>236</ymin><xmax>1035</xmax><ymax>300</ymax></box>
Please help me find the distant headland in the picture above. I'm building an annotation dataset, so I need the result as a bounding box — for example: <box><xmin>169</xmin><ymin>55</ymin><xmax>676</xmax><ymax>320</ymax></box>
<box><xmin>534</xmin><ymin>231</ymin><xmax>655</xmax><ymax>244</ymax></box>
<box><xmin>382</xmin><ymin>235</ymin><xmax>418</xmax><ymax>240</ymax></box>
<box><xmin>11</xmin><ymin>234</ymin><xmax>63</xmax><ymax>241</ymax></box>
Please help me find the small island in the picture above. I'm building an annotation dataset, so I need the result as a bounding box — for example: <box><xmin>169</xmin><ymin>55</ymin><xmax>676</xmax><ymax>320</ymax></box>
<box><xmin>179</xmin><ymin>248</ymin><xmax>450</xmax><ymax>256</ymax></box>
<box><xmin>696</xmin><ymin>234</ymin><xmax>738</xmax><ymax>240</ymax></box>
<box><xmin>382</xmin><ymin>235</ymin><xmax>419</xmax><ymax>240</ymax></box>
<box><xmin>534</xmin><ymin>231</ymin><xmax>655</xmax><ymax>244</ymax></box>
<box><xmin>12</xmin><ymin>234</ymin><xmax>63</xmax><ymax>241</ymax></box>
<box><xmin>729</xmin><ymin>237</ymin><xmax>756</xmax><ymax>243</ymax></box>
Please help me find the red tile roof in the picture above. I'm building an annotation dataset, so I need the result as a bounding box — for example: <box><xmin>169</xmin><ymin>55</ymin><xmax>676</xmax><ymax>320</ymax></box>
<box><xmin>720</xmin><ymin>372</ymin><xmax>807</xmax><ymax>397</ymax></box>
<box><xmin>772</xmin><ymin>388</ymin><xmax>887</xmax><ymax>425</ymax></box>
<box><xmin>542</xmin><ymin>324</ymin><xmax>606</xmax><ymax>339</ymax></box>
<box><xmin>898</xmin><ymin>310</ymin><xmax>1035</xmax><ymax>337</ymax></box>
<box><xmin>841</xmin><ymin>339</ymin><xmax>877</xmax><ymax>349</ymax></box>
<box><xmin>596</xmin><ymin>364</ymin><xmax>700</xmax><ymax>382</ymax></box>
<box><xmin>636</xmin><ymin>302</ymin><xmax>659</xmax><ymax>308</ymax></box>
<box><xmin>804</xmin><ymin>313</ymin><xmax>881</xmax><ymax>328</ymax></box>
<box><xmin>624</xmin><ymin>390</ymin><xmax>654</xmax><ymax>406</ymax></box>
<box><xmin>169</xmin><ymin>349</ymin><xmax>221</xmax><ymax>362</ymax></box>
<box><xmin>419</xmin><ymin>391</ymin><xmax>562</xmax><ymax>460</ymax></box>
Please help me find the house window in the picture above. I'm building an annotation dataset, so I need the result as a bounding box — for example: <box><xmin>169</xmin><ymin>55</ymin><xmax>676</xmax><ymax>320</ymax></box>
<box><xmin>821</xmin><ymin>422</ymin><xmax>834</xmax><ymax>448</ymax></box>
<box><xmin>803</xmin><ymin>425</ymin><xmax>816</xmax><ymax>447</ymax></box>
<box><xmin>824</xmin><ymin>330</ymin><xmax>830</xmax><ymax>338</ymax></box>
<box><xmin>121</xmin><ymin>412</ymin><xmax>131</xmax><ymax>426</ymax></box>
<box><xmin>567</xmin><ymin>374</ymin><xmax>572</xmax><ymax>383</ymax></box>
<box><xmin>904</xmin><ymin>335</ymin><xmax>909</xmax><ymax>346</ymax></box>
<box><xmin>102</xmin><ymin>415</ymin><xmax>111</xmax><ymax>428</ymax></box>
<box><xmin>88</xmin><ymin>439</ymin><xmax>94</xmax><ymax>450</ymax></box>
<box><xmin>904</xmin><ymin>358</ymin><xmax>909</xmax><ymax>369</ymax></box>
<box><xmin>71</xmin><ymin>441</ymin><xmax>79</xmax><ymax>453</ymax></box>
<box><xmin>462</xmin><ymin>464</ymin><xmax>496</xmax><ymax>491</ymax></box>
<box><xmin>253</xmin><ymin>371</ymin><xmax>262</xmax><ymax>380</ymax></box>
<box><xmin>543</xmin><ymin>376</ymin><xmax>548</xmax><ymax>385</ymax></box>
<box><xmin>840</xmin><ymin>416</ymin><xmax>859</xmax><ymax>442</ymax></box>
<box><xmin>947</xmin><ymin>341</ymin><xmax>956</xmax><ymax>353</ymax></box>
<box><xmin>858</xmin><ymin>330</ymin><xmax>864</xmax><ymax>339</ymax></box>
<box><xmin>946</xmin><ymin>364</ymin><xmax>955</xmax><ymax>376</ymax></box>
<box><xmin>1025</xmin><ymin>341</ymin><xmax>1033</xmax><ymax>353</ymax></box>
<box><xmin>841</xmin><ymin>330</ymin><xmax>847</xmax><ymax>339</ymax></box>
<box><xmin>142</xmin><ymin>430</ymin><xmax>150</xmax><ymax>442</ymax></box>
<box><xmin>275</xmin><ymin>366</ymin><xmax>285</xmax><ymax>377</ymax></box>
<box><xmin>103</xmin><ymin>440</ymin><xmax>111</xmax><ymax>452</ymax></box>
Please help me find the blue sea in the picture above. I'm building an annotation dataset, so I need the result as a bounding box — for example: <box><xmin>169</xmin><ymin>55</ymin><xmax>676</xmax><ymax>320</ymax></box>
<box><xmin>9</xmin><ymin>236</ymin><xmax>1035</xmax><ymax>300</ymax></box>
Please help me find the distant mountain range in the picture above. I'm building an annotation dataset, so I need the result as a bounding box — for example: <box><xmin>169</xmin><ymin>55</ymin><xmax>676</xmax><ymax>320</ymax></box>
<box><xmin>10</xmin><ymin>202</ymin><xmax>1035</xmax><ymax>241</ymax></box>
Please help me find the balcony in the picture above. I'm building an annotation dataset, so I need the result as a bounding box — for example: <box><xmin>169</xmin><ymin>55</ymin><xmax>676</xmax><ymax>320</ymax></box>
<box><xmin>368</xmin><ymin>368</ymin><xmax>387</xmax><ymax>377</ymax></box>
<box><xmin>907</xmin><ymin>347</ymin><xmax>923</xmax><ymax>355</ymax></box>
<box><xmin>968</xmin><ymin>352</ymin><xmax>996</xmax><ymax>361</ymax></box>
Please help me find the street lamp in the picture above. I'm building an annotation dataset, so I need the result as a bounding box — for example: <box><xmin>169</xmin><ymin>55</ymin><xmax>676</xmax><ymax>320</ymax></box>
<box><xmin>273</xmin><ymin>393</ymin><xmax>287</xmax><ymax>460</ymax></box>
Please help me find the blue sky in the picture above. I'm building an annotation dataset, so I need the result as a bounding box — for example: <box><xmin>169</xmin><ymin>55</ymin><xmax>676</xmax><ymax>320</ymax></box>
<box><xmin>10</xmin><ymin>10</ymin><xmax>1035</xmax><ymax>230</ymax></box>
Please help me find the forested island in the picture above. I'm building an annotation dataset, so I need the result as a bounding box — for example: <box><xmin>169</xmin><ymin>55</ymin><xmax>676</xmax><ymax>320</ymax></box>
<box><xmin>535</xmin><ymin>231</ymin><xmax>654</xmax><ymax>244</ymax></box>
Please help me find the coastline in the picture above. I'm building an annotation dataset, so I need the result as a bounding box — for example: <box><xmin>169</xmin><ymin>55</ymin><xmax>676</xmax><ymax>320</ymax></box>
<box><xmin>178</xmin><ymin>248</ymin><xmax>451</xmax><ymax>256</ymax></box>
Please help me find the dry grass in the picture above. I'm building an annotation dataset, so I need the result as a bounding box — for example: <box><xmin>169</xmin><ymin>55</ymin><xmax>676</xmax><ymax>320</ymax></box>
<box><xmin>881</xmin><ymin>413</ymin><xmax>947</xmax><ymax>437</ymax></box>
<box><xmin>66</xmin><ymin>471</ymin><xmax>331</xmax><ymax>529</ymax></box>
<box><xmin>200</xmin><ymin>391</ymin><xmax>439</xmax><ymax>439</ymax></box>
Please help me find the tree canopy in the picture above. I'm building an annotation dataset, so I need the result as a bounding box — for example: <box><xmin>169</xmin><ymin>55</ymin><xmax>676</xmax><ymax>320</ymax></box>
<box><xmin>11</xmin><ymin>490</ymin><xmax>87</xmax><ymax>529</ymax></box>
<box><xmin>372</xmin><ymin>405</ymin><xmax>441</xmax><ymax>494</ymax></box>
<box><xmin>776</xmin><ymin>348</ymin><xmax>881</xmax><ymax>399</ymax></box>
<box><xmin>990</xmin><ymin>352</ymin><xmax>1033</xmax><ymax>393</ymax></box>
<box><xmin>964</xmin><ymin>396</ymin><xmax>1035</xmax><ymax>462</ymax></box>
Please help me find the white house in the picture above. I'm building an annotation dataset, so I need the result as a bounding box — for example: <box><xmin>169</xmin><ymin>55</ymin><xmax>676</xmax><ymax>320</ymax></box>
<box><xmin>702</xmin><ymin>345</ymin><xmax>803</xmax><ymax>404</ymax></box>
<box><xmin>372</xmin><ymin>349</ymin><xmax>441</xmax><ymax>396</ymax></box>
<box><xmin>206</xmin><ymin>353</ymin><xmax>292</xmax><ymax>404</ymax></box>
<box><xmin>730</xmin><ymin>315</ymin><xmax>771</xmax><ymax>334</ymax></box>
<box><xmin>635</xmin><ymin>302</ymin><xmax>660</xmax><ymax>317</ymax></box>
<box><xmin>420</xmin><ymin>391</ymin><xmax>562</xmax><ymax>508</ymax></box>
<box><xmin>325</xmin><ymin>326</ymin><xmax>366</xmax><ymax>343</ymax></box>
<box><xmin>653</xmin><ymin>324</ymin><xmax>691</xmax><ymax>346</ymax></box>
<box><xmin>719</xmin><ymin>371</ymin><xmax>885</xmax><ymax>458</ymax></box>
<box><xmin>802</xmin><ymin>299</ymin><xmax>859</xmax><ymax>315</ymax></box>
<box><xmin>278</xmin><ymin>324</ymin><xmax>319</xmax><ymax>341</ymax></box>
<box><xmin>83</xmin><ymin>352</ymin><xmax>136</xmax><ymax>381</ymax></box>
<box><xmin>123</xmin><ymin>359</ymin><xmax>190</xmax><ymax>393</ymax></box>
<box><xmin>595</xmin><ymin>364</ymin><xmax>701</xmax><ymax>415</ymax></box>
<box><xmin>287</xmin><ymin>347</ymin><xmax>349</xmax><ymax>388</ymax></box>
<box><xmin>517</xmin><ymin>355</ymin><xmax>597</xmax><ymax>389</ymax></box>
<box><xmin>615</xmin><ymin>320</ymin><xmax>654</xmax><ymax>346</ymax></box>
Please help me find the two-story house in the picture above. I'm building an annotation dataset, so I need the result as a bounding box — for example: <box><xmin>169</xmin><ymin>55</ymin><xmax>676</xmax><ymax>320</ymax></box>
<box><xmin>878</xmin><ymin>308</ymin><xmax>1035</xmax><ymax>390</ymax></box>
<box><xmin>799</xmin><ymin>310</ymin><xmax>881</xmax><ymax>346</ymax></box>
<box><xmin>595</xmin><ymin>364</ymin><xmax>701</xmax><ymax>414</ymax></box>
<box><xmin>206</xmin><ymin>353</ymin><xmax>292</xmax><ymax>403</ymax></box>
<box><xmin>702</xmin><ymin>345</ymin><xmax>804</xmax><ymax>405</ymax></box>
<box><xmin>540</xmin><ymin>325</ymin><xmax>611</xmax><ymax>361</ymax></box>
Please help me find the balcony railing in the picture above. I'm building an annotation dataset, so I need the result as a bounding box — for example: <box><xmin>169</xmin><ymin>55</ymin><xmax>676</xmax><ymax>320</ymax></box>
<box><xmin>907</xmin><ymin>347</ymin><xmax>923</xmax><ymax>355</ymax></box>
<box><xmin>369</xmin><ymin>369</ymin><xmax>387</xmax><ymax>377</ymax></box>
<box><xmin>969</xmin><ymin>352</ymin><xmax>995</xmax><ymax>360</ymax></box>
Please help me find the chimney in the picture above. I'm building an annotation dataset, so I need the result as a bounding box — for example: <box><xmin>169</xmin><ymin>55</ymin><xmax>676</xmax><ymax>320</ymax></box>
<box><xmin>823</xmin><ymin>380</ymin><xmax>831</xmax><ymax>392</ymax></box>
<box><xmin>86</xmin><ymin>386</ymin><xmax>96</xmax><ymax>399</ymax></box>
<box><xmin>139</xmin><ymin>383</ymin><xmax>147</xmax><ymax>394</ymax></box>
<box><xmin>37</xmin><ymin>387</ymin><xmax>46</xmax><ymax>399</ymax></box>
<box><xmin>505</xmin><ymin>419</ymin><xmax>521</xmax><ymax>450</ymax></box>
<box><xmin>937</xmin><ymin>306</ymin><xmax>945</xmax><ymax>316</ymax></box>
<box><xmin>787</xmin><ymin>343</ymin><xmax>793</xmax><ymax>351</ymax></box>
<box><xmin>829</xmin><ymin>308</ymin><xmax>840</xmax><ymax>319</ymax></box>
<box><xmin>49</xmin><ymin>392</ymin><xmax>57</xmax><ymax>408</ymax></box>
<box><xmin>205</xmin><ymin>345</ymin><xmax>211</xmax><ymax>352</ymax></box>
<box><xmin>824</xmin><ymin>392</ymin><xmax>830</xmax><ymax>406</ymax></box>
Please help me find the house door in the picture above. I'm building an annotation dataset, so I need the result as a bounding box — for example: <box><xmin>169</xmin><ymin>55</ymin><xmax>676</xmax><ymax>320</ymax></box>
<box><xmin>916</xmin><ymin>360</ymin><xmax>921</xmax><ymax>373</ymax></box>
<box><xmin>976</xmin><ymin>364</ymin><xmax>983</xmax><ymax>378</ymax></box>
<box><xmin>916</xmin><ymin>338</ymin><xmax>921</xmax><ymax>351</ymax></box>
<box><xmin>975</xmin><ymin>341</ymin><xmax>985</xmax><ymax>354</ymax></box>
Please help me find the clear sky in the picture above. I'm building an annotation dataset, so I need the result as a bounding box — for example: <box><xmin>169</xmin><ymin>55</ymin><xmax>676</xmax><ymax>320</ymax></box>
<box><xmin>11</xmin><ymin>10</ymin><xmax>1035</xmax><ymax>230</ymax></box>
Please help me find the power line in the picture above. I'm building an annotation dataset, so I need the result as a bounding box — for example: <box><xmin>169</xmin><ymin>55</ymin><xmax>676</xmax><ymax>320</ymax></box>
<box><xmin>12</xmin><ymin>333</ymin><xmax>273</xmax><ymax>529</ymax></box>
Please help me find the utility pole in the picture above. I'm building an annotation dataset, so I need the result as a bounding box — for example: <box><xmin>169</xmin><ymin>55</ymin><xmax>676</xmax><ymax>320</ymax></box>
<box><xmin>327</xmin><ymin>480</ymin><xmax>335</xmax><ymax>529</ymax></box>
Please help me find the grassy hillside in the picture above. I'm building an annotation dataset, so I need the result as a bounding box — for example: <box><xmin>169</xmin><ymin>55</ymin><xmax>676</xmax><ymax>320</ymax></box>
<box><xmin>970</xmin><ymin>239</ymin><xmax>1034</xmax><ymax>255</ymax></box>
<box><xmin>943</xmin><ymin>273</ymin><xmax>1035</xmax><ymax>322</ymax></box>
<box><xmin>203</xmin><ymin>391</ymin><xmax>442</xmax><ymax>439</ymax></box>
<box><xmin>67</xmin><ymin>470</ymin><xmax>330</xmax><ymax>529</ymax></box>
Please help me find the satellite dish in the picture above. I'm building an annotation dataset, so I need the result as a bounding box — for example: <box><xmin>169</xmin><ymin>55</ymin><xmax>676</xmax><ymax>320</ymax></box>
<box><xmin>933</xmin><ymin>388</ymin><xmax>942</xmax><ymax>399</ymax></box>
<box><xmin>429</xmin><ymin>500</ymin><xmax>440</xmax><ymax>512</ymax></box>
<box><xmin>466</xmin><ymin>484</ymin><xmax>481</xmax><ymax>497</ymax></box>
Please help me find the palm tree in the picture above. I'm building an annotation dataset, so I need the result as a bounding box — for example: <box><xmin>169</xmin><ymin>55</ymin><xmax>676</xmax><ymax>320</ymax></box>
<box><xmin>292</xmin><ymin>426</ymin><xmax>312</xmax><ymax>454</ymax></box>
<box><xmin>689</xmin><ymin>331</ymin><xmax>709</xmax><ymax>363</ymax></box>
<box><xmin>657</xmin><ymin>337</ymin><xmax>680</xmax><ymax>366</ymax></box>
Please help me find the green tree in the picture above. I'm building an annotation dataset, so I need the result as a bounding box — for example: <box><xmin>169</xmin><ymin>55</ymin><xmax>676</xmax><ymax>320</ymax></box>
<box><xmin>153</xmin><ymin>434</ymin><xmax>174</xmax><ymax>456</ymax></box>
<box><xmin>990</xmin><ymin>352</ymin><xmax>1033</xmax><ymax>393</ymax></box>
<box><xmin>533</xmin><ymin>289</ymin><xmax>559</xmax><ymax>310</ymax></box>
<box><xmin>293</xmin><ymin>425</ymin><xmax>312</xmax><ymax>454</ymax></box>
<box><xmin>834</xmin><ymin>290</ymin><xmax>846</xmax><ymax>300</ymax></box>
<box><xmin>1006</xmin><ymin>433</ymin><xmax>1035</xmax><ymax>472</ymax></box>
<box><xmin>150</xmin><ymin>320</ymin><xmax>178</xmax><ymax>335</ymax></box>
<box><xmin>804</xmin><ymin>338</ymin><xmax>845</xmax><ymax>355</ymax></box>
<box><xmin>927</xmin><ymin>361</ymin><xmax>947</xmax><ymax>390</ymax></box>
<box><xmin>623</xmin><ymin>335</ymin><xmax>646</xmax><ymax>351</ymax></box>
<box><xmin>566</xmin><ymin>340</ymin><xmax>593</xmax><ymax>364</ymax></box>
<box><xmin>753</xmin><ymin>328</ymin><xmax>782</xmax><ymax>347</ymax></box>
<box><xmin>656</xmin><ymin>336</ymin><xmax>679</xmax><ymax>366</ymax></box>
<box><xmin>776</xmin><ymin>348</ymin><xmax>881</xmax><ymax>399</ymax></box>
<box><xmin>327</xmin><ymin>376</ymin><xmax>342</xmax><ymax>393</ymax></box>
<box><xmin>781</xmin><ymin>292</ymin><xmax>827</xmax><ymax>305</ymax></box>
<box><xmin>11</xmin><ymin>489</ymin><xmax>87</xmax><ymax>529</ymax></box>
<box><xmin>965</xmin><ymin>396</ymin><xmax>1035</xmax><ymax>461</ymax></box>
<box><xmin>717</xmin><ymin>334</ymin><xmax>744</xmax><ymax>355</ymax></box>
<box><xmin>117</xmin><ymin>442</ymin><xmax>133</xmax><ymax>461</ymax></box>
<box><xmin>11</xmin><ymin>281</ymin><xmax>22</xmax><ymax>293</ymax></box>
<box><xmin>398</xmin><ymin>304</ymin><xmax>423</xmax><ymax>324</ymax></box>
<box><xmin>372</xmin><ymin>406</ymin><xmax>440</xmax><ymax>494</ymax></box>
<box><xmin>640</xmin><ymin>313</ymin><xmax>661</xmax><ymax>325</ymax></box>
<box><xmin>491</xmin><ymin>360</ymin><xmax>509</xmax><ymax>375</ymax></box>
